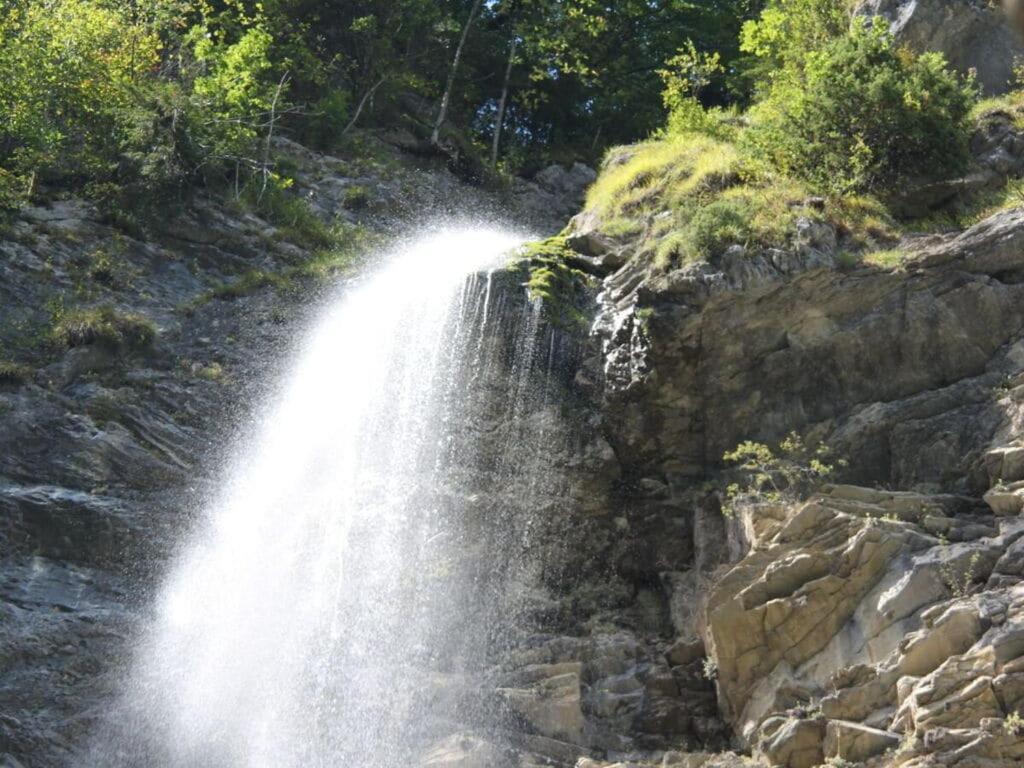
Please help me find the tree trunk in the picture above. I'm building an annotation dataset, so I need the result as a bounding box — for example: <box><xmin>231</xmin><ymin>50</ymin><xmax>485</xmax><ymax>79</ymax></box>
<box><xmin>432</xmin><ymin>0</ymin><xmax>484</xmax><ymax>145</ymax></box>
<box><xmin>342</xmin><ymin>77</ymin><xmax>387</xmax><ymax>137</ymax></box>
<box><xmin>491</xmin><ymin>36</ymin><xmax>518</xmax><ymax>168</ymax></box>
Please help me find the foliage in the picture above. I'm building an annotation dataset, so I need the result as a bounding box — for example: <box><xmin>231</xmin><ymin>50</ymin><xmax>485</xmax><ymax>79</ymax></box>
<box><xmin>1005</xmin><ymin>710</ymin><xmax>1024</xmax><ymax>736</ymax></box>
<box><xmin>238</xmin><ymin>180</ymin><xmax>332</xmax><ymax>249</ymax></box>
<box><xmin>721</xmin><ymin>432</ymin><xmax>843</xmax><ymax>516</ymax></box>
<box><xmin>739</xmin><ymin>0</ymin><xmax>849</xmax><ymax>87</ymax></box>
<box><xmin>206</xmin><ymin>270</ymin><xmax>288</xmax><ymax>301</ymax></box>
<box><xmin>939</xmin><ymin>546</ymin><xmax>982</xmax><ymax>598</ymax></box>
<box><xmin>53</xmin><ymin>305</ymin><xmax>157</xmax><ymax>351</ymax></box>
<box><xmin>745</xmin><ymin>21</ymin><xmax>977</xmax><ymax>193</ymax></box>
<box><xmin>193</xmin><ymin>221</ymin><xmax>377</xmax><ymax>306</ymax></box>
<box><xmin>0</xmin><ymin>0</ymin><xmax>160</xmax><ymax>190</ymax></box>
<box><xmin>583</xmin><ymin>133</ymin><xmax>878</xmax><ymax>268</ymax></box>
<box><xmin>659</xmin><ymin>42</ymin><xmax>732</xmax><ymax>138</ymax></box>
<box><xmin>189</xmin><ymin>20</ymin><xmax>282</xmax><ymax>168</ymax></box>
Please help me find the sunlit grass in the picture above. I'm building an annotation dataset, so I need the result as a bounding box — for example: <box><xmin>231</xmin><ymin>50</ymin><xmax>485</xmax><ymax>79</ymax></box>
<box><xmin>580</xmin><ymin>129</ymin><xmax>904</xmax><ymax>270</ymax></box>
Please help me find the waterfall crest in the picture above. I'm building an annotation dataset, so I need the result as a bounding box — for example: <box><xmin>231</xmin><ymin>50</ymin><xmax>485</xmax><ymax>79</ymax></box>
<box><xmin>90</xmin><ymin>226</ymin><xmax>568</xmax><ymax>768</ymax></box>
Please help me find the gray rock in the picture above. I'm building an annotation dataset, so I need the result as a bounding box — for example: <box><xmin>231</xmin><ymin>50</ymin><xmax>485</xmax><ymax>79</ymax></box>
<box><xmin>855</xmin><ymin>0</ymin><xmax>1024</xmax><ymax>95</ymax></box>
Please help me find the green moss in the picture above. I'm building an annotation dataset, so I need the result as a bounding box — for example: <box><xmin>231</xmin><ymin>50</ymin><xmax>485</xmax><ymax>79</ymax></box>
<box><xmin>971</xmin><ymin>92</ymin><xmax>1024</xmax><ymax>128</ymax></box>
<box><xmin>862</xmin><ymin>248</ymin><xmax>906</xmax><ymax>268</ymax></box>
<box><xmin>515</xmin><ymin>236</ymin><xmax>593</xmax><ymax>331</ymax></box>
<box><xmin>54</xmin><ymin>305</ymin><xmax>156</xmax><ymax>351</ymax></box>
<box><xmin>196</xmin><ymin>362</ymin><xmax>226</xmax><ymax>382</ymax></box>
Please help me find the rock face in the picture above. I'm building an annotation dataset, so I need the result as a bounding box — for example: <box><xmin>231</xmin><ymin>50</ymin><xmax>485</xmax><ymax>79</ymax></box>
<box><xmin>855</xmin><ymin>0</ymin><xmax>1024</xmax><ymax>94</ymax></box>
<box><xmin>704</xmin><ymin>485</ymin><xmax>1024</xmax><ymax>766</ymax></box>
<box><xmin>518</xmin><ymin>108</ymin><xmax>1024</xmax><ymax>767</ymax></box>
<box><xmin>589</xmin><ymin>206</ymin><xmax>1024</xmax><ymax>492</ymax></box>
<box><xmin>0</xmin><ymin>136</ymin><xmax>592</xmax><ymax>768</ymax></box>
<box><xmin>13</xmin><ymin>88</ymin><xmax>1024</xmax><ymax>768</ymax></box>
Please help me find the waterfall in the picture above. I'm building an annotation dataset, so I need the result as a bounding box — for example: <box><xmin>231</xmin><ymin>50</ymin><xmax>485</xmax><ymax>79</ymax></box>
<box><xmin>89</xmin><ymin>226</ymin><xmax>570</xmax><ymax>768</ymax></box>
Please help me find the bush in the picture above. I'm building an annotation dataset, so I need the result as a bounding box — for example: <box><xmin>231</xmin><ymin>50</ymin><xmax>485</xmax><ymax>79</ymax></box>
<box><xmin>745</xmin><ymin>20</ymin><xmax>977</xmax><ymax>193</ymax></box>
<box><xmin>0</xmin><ymin>0</ymin><xmax>160</xmax><ymax>184</ymax></box>
<box><xmin>303</xmin><ymin>90</ymin><xmax>352</xmax><ymax>150</ymax></box>
<box><xmin>722</xmin><ymin>432</ymin><xmax>843</xmax><ymax>516</ymax></box>
<box><xmin>54</xmin><ymin>305</ymin><xmax>157</xmax><ymax>351</ymax></box>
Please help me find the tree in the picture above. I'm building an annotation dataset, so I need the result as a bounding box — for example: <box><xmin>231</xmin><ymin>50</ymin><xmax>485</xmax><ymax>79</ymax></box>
<box><xmin>491</xmin><ymin>35</ymin><xmax>518</xmax><ymax>166</ymax></box>
<box><xmin>432</xmin><ymin>0</ymin><xmax>484</xmax><ymax>144</ymax></box>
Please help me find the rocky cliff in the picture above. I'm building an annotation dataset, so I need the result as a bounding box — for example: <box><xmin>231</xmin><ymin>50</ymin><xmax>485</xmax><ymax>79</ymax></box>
<box><xmin>0</xmin><ymin>136</ymin><xmax>592</xmax><ymax>768</ymax></box>
<box><xmin>9</xmin><ymin>86</ymin><xmax>1024</xmax><ymax>768</ymax></box>
<box><xmin>471</xmin><ymin>111</ymin><xmax>1024</xmax><ymax>768</ymax></box>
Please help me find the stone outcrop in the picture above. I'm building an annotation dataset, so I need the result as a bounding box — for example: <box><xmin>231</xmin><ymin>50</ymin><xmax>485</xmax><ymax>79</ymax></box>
<box><xmin>855</xmin><ymin>0</ymin><xmax>1024</xmax><ymax>95</ymax></box>
<box><xmin>701</xmin><ymin>485</ymin><xmax>1024</xmax><ymax>764</ymax></box>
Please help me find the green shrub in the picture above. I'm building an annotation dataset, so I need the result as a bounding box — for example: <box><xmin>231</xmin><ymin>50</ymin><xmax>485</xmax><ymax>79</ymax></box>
<box><xmin>241</xmin><ymin>181</ymin><xmax>332</xmax><ymax>249</ymax></box>
<box><xmin>205</xmin><ymin>270</ymin><xmax>288</xmax><ymax>301</ymax></box>
<box><xmin>739</xmin><ymin>0</ymin><xmax>849</xmax><ymax>83</ymax></box>
<box><xmin>659</xmin><ymin>42</ymin><xmax>737</xmax><ymax>140</ymax></box>
<box><xmin>722</xmin><ymin>431</ymin><xmax>844</xmax><ymax>516</ymax></box>
<box><xmin>303</xmin><ymin>90</ymin><xmax>352</xmax><ymax>150</ymax></box>
<box><xmin>745</xmin><ymin>20</ymin><xmax>977</xmax><ymax>193</ymax></box>
<box><xmin>54</xmin><ymin>305</ymin><xmax>156</xmax><ymax>351</ymax></box>
<box><xmin>342</xmin><ymin>185</ymin><xmax>371</xmax><ymax>210</ymax></box>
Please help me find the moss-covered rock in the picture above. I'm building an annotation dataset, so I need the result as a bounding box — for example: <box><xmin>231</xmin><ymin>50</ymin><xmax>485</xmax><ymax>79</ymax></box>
<box><xmin>511</xmin><ymin>236</ymin><xmax>596</xmax><ymax>331</ymax></box>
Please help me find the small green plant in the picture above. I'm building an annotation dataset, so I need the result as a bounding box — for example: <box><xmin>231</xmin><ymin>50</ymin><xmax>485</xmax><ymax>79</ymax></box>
<box><xmin>240</xmin><ymin>181</ymin><xmax>333</xmax><ymax>250</ymax></box>
<box><xmin>53</xmin><ymin>305</ymin><xmax>156</xmax><ymax>351</ymax></box>
<box><xmin>342</xmin><ymin>185</ymin><xmax>371</xmax><ymax>210</ymax></box>
<box><xmin>1004</xmin><ymin>710</ymin><xmax>1024</xmax><ymax>736</ymax></box>
<box><xmin>722</xmin><ymin>431</ymin><xmax>844</xmax><ymax>516</ymax></box>
<box><xmin>85</xmin><ymin>392</ymin><xmax>123</xmax><ymax>427</ymax></box>
<box><xmin>940</xmin><ymin>547</ymin><xmax>982</xmax><ymax>598</ymax></box>
<box><xmin>196</xmin><ymin>362</ymin><xmax>226</xmax><ymax>382</ymax></box>
<box><xmin>206</xmin><ymin>270</ymin><xmax>288</xmax><ymax>301</ymax></box>
<box><xmin>702</xmin><ymin>657</ymin><xmax>718</xmax><ymax>681</ymax></box>
<box><xmin>895</xmin><ymin>729</ymin><xmax>919</xmax><ymax>755</ymax></box>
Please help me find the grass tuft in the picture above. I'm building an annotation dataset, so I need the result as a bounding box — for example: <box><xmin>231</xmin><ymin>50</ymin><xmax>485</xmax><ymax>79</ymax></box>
<box><xmin>0</xmin><ymin>361</ymin><xmax>32</xmax><ymax>384</ymax></box>
<box><xmin>54</xmin><ymin>305</ymin><xmax>156</xmax><ymax>351</ymax></box>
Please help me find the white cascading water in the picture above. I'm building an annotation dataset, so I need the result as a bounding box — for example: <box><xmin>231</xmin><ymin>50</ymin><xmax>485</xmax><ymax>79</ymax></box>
<box><xmin>92</xmin><ymin>226</ymin><xmax>558</xmax><ymax>767</ymax></box>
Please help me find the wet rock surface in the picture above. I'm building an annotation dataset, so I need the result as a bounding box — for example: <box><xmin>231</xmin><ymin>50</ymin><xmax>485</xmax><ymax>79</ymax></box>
<box><xmin>0</xmin><ymin>137</ymin><xmax>583</xmax><ymax>767</ymax></box>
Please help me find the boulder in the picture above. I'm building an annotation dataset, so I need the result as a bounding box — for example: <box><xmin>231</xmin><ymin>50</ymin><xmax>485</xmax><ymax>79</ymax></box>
<box><xmin>757</xmin><ymin>716</ymin><xmax>825</xmax><ymax>768</ymax></box>
<box><xmin>855</xmin><ymin>0</ymin><xmax>1024</xmax><ymax>95</ymax></box>
<box><xmin>497</xmin><ymin>666</ymin><xmax>586</xmax><ymax>743</ymax></box>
